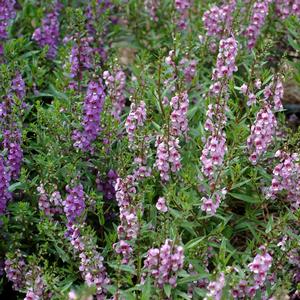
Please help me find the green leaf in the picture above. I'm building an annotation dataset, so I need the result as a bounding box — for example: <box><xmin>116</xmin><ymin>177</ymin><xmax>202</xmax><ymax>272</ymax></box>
<box><xmin>177</xmin><ymin>274</ymin><xmax>207</xmax><ymax>285</ymax></box>
<box><xmin>8</xmin><ymin>182</ymin><xmax>25</xmax><ymax>192</ymax></box>
<box><xmin>174</xmin><ymin>291</ymin><xmax>192</xmax><ymax>300</ymax></box>
<box><xmin>163</xmin><ymin>284</ymin><xmax>171</xmax><ymax>298</ymax></box>
<box><xmin>229</xmin><ymin>192</ymin><xmax>261</xmax><ymax>203</ymax></box>
<box><xmin>141</xmin><ymin>277</ymin><xmax>151</xmax><ymax>300</ymax></box>
<box><xmin>108</xmin><ymin>263</ymin><xmax>137</xmax><ymax>275</ymax></box>
<box><xmin>266</xmin><ymin>215</ymin><xmax>273</xmax><ymax>233</ymax></box>
<box><xmin>231</xmin><ymin>179</ymin><xmax>252</xmax><ymax>190</ymax></box>
<box><xmin>184</xmin><ymin>236</ymin><xmax>205</xmax><ymax>250</ymax></box>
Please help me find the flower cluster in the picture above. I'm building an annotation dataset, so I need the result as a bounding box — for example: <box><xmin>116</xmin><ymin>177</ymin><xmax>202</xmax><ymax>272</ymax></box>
<box><xmin>204</xmin><ymin>104</ymin><xmax>227</xmax><ymax>132</ymax></box>
<box><xmin>231</xmin><ymin>279</ymin><xmax>256</xmax><ymax>299</ymax></box>
<box><xmin>156</xmin><ymin>196</ymin><xmax>168</xmax><ymax>212</ymax></box>
<box><xmin>203</xmin><ymin>5</ymin><xmax>225</xmax><ymax>38</ymax></box>
<box><xmin>118</xmin><ymin>206</ymin><xmax>139</xmax><ymax>241</ymax></box>
<box><xmin>0</xmin><ymin>155</ymin><xmax>11</xmax><ymax>214</ymax></box>
<box><xmin>274</xmin><ymin>0</ymin><xmax>300</xmax><ymax>19</ymax></box>
<box><xmin>202</xmin><ymin>1</ymin><xmax>236</xmax><ymax>38</ymax></box>
<box><xmin>63</xmin><ymin>183</ymin><xmax>85</xmax><ymax>233</ymax></box>
<box><xmin>4</xmin><ymin>250</ymin><xmax>26</xmax><ymax>291</ymax></box>
<box><xmin>114</xmin><ymin>175</ymin><xmax>139</xmax><ymax>263</ymax></box>
<box><xmin>69</xmin><ymin>37</ymin><xmax>94</xmax><ymax>83</ymax></box>
<box><xmin>0</xmin><ymin>0</ymin><xmax>15</xmax><ymax>54</ymax></box>
<box><xmin>155</xmin><ymin>135</ymin><xmax>181</xmax><ymax>181</ymax></box>
<box><xmin>125</xmin><ymin>101</ymin><xmax>147</xmax><ymax>144</ymax></box>
<box><xmin>113</xmin><ymin>240</ymin><xmax>133</xmax><ymax>265</ymax></box>
<box><xmin>201</xmin><ymin>188</ymin><xmax>227</xmax><ymax>215</ymax></box>
<box><xmin>113</xmin><ymin>158</ymin><xmax>150</xmax><ymax>264</ymax></box>
<box><xmin>10</xmin><ymin>72</ymin><xmax>26</xmax><ymax>101</ymax></box>
<box><xmin>200</xmin><ymin>132</ymin><xmax>227</xmax><ymax>180</ymax></box>
<box><xmin>200</xmin><ymin>37</ymin><xmax>238</xmax><ymax>215</ymax></box>
<box><xmin>24</xmin><ymin>266</ymin><xmax>47</xmax><ymax>300</ymax></box>
<box><xmin>244</xmin><ymin>1</ymin><xmax>270</xmax><ymax>50</ymax></box>
<box><xmin>103</xmin><ymin>69</ymin><xmax>126</xmax><ymax>120</ymax></box>
<box><xmin>37</xmin><ymin>184</ymin><xmax>63</xmax><ymax>216</ymax></box>
<box><xmin>275</xmin><ymin>0</ymin><xmax>294</xmax><ymax>19</ymax></box>
<box><xmin>144</xmin><ymin>0</ymin><xmax>159</xmax><ymax>21</ymax></box>
<box><xmin>240</xmin><ymin>83</ymin><xmax>257</xmax><ymax>106</ymax></box>
<box><xmin>142</xmin><ymin>239</ymin><xmax>184</xmax><ymax>288</ymax></box>
<box><xmin>3</xmin><ymin>128</ymin><xmax>23</xmax><ymax>180</ymax></box>
<box><xmin>267</xmin><ymin>151</ymin><xmax>300</xmax><ymax>210</ymax></box>
<box><xmin>96</xmin><ymin>169</ymin><xmax>118</xmax><ymax>201</ymax></box>
<box><xmin>132</xmin><ymin>157</ymin><xmax>152</xmax><ymax>181</ymax></box>
<box><xmin>247</xmin><ymin>104</ymin><xmax>277</xmax><ymax>165</ymax></box>
<box><xmin>170</xmin><ymin>91</ymin><xmax>189</xmax><ymax>138</ymax></box>
<box><xmin>72</xmin><ymin>79</ymin><xmax>105</xmax><ymax>152</ymax></box>
<box><xmin>187</xmin><ymin>264</ymin><xmax>209</xmax><ymax>298</ymax></box>
<box><xmin>115</xmin><ymin>175</ymin><xmax>137</xmax><ymax>207</ymax></box>
<box><xmin>248</xmin><ymin>246</ymin><xmax>272</xmax><ymax>288</ymax></box>
<box><xmin>205</xmin><ymin>272</ymin><xmax>225</xmax><ymax>300</ymax></box>
<box><xmin>32</xmin><ymin>4</ymin><xmax>61</xmax><ymax>59</ymax></box>
<box><xmin>263</xmin><ymin>77</ymin><xmax>284</xmax><ymax>111</ymax></box>
<box><xmin>86</xmin><ymin>0</ymin><xmax>112</xmax><ymax>35</ymax></box>
<box><xmin>212</xmin><ymin>37</ymin><xmax>238</xmax><ymax>81</ymax></box>
<box><xmin>179</xmin><ymin>58</ymin><xmax>197</xmax><ymax>83</ymax></box>
<box><xmin>174</xmin><ymin>0</ymin><xmax>192</xmax><ymax>29</ymax></box>
<box><xmin>70</xmin><ymin>225</ymin><xmax>110</xmax><ymax>299</ymax></box>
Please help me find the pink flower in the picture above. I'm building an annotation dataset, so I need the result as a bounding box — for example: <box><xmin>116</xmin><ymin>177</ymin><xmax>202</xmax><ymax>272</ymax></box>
<box><xmin>156</xmin><ymin>197</ymin><xmax>168</xmax><ymax>212</ymax></box>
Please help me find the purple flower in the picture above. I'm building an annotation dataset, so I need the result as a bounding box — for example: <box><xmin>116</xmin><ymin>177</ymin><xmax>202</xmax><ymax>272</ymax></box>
<box><xmin>37</xmin><ymin>184</ymin><xmax>63</xmax><ymax>216</ymax></box>
<box><xmin>248</xmin><ymin>246</ymin><xmax>272</xmax><ymax>288</ymax></box>
<box><xmin>113</xmin><ymin>240</ymin><xmax>133</xmax><ymax>264</ymax></box>
<box><xmin>125</xmin><ymin>101</ymin><xmax>147</xmax><ymax>144</ymax></box>
<box><xmin>155</xmin><ymin>135</ymin><xmax>182</xmax><ymax>181</ymax></box>
<box><xmin>212</xmin><ymin>37</ymin><xmax>238</xmax><ymax>81</ymax></box>
<box><xmin>200</xmin><ymin>132</ymin><xmax>227</xmax><ymax>179</ymax></box>
<box><xmin>244</xmin><ymin>1</ymin><xmax>270</xmax><ymax>50</ymax></box>
<box><xmin>72</xmin><ymin>79</ymin><xmax>105</xmax><ymax>152</ymax></box>
<box><xmin>144</xmin><ymin>0</ymin><xmax>159</xmax><ymax>21</ymax></box>
<box><xmin>10</xmin><ymin>72</ymin><xmax>26</xmax><ymax>100</ymax></box>
<box><xmin>96</xmin><ymin>169</ymin><xmax>118</xmax><ymax>201</ymax></box>
<box><xmin>24</xmin><ymin>266</ymin><xmax>47</xmax><ymax>300</ymax></box>
<box><xmin>118</xmin><ymin>206</ymin><xmax>139</xmax><ymax>240</ymax></box>
<box><xmin>275</xmin><ymin>0</ymin><xmax>294</xmax><ymax>19</ymax></box>
<box><xmin>156</xmin><ymin>197</ymin><xmax>168</xmax><ymax>212</ymax></box>
<box><xmin>63</xmin><ymin>183</ymin><xmax>85</xmax><ymax>231</ymax></box>
<box><xmin>0</xmin><ymin>0</ymin><xmax>15</xmax><ymax>41</ymax></box>
<box><xmin>202</xmin><ymin>1</ymin><xmax>236</xmax><ymax>38</ymax></box>
<box><xmin>114</xmin><ymin>174</ymin><xmax>141</xmax><ymax>263</ymax></box>
<box><xmin>247</xmin><ymin>104</ymin><xmax>277</xmax><ymax>165</ymax></box>
<box><xmin>240</xmin><ymin>84</ymin><xmax>258</xmax><ymax>106</ymax></box>
<box><xmin>115</xmin><ymin>175</ymin><xmax>137</xmax><ymax>207</ymax></box>
<box><xmin>174</xmin><ymin>0</ymin><xmax>193</xmax><ymax>29</ymax></box>
<box><xmin>0</xmin><ymin>155</ymin><xmax>11</xmax><ymax>214</ymax></box>
<box><xmin>3</xmin><ymin>128</ymin><xmax>23</xmax><ymax>180</ymax></box>
<box><xmin>170</xmin><ymin>91</ymin><xmax>189</xmax><ymax>138</ymax></box>
<box><xmin>69</xmin><ymin>36</ymin><xmax>94</xmax><ymax>82</ymax></box>
<box><xmin>32</xmin><ymin>4</ymin><xmax>61</xmax><ymax>59</ymax></box>
<box><xmin>69</xmin><ymin>224</ymin><xmax>110</xmax><ymax>299</ymax></box>
<box><xmin>201</xmin><ymin>189</ymin><xmax>226</xmax><ymax>215</ymax></box>
<box><xmin>179</xmin><ymin>58</ymin><xmax>197</xmax><ymax>83</ymax></box>
<box><xmin>4</xmin><ymin>250</ymin><xmax>26</xmax><ymax>291</ymax></box>
<box><xmin>103</xmin><ymin>69</ymin><xmax>126</xmax><ymax>120</ymax></box>
<box><xmin>266</xmin><ymin>151</ymin><xmax>300</xmax><ymax>210</ymax></box>
<box><xmin>264</xmin><ymin>77</ymin><xmax>284</xmax><ymax>111</ymax></box>
<box><xmin>206</xmin><ymin>272</ymin><xmax>225</xmax><ymax>300</ymax></box>
<box><xmin>132</xmin><ymin>157</ymin><xmax>152</xmax><ymax>181</ymax></box>
<box><xmin>142</xmin><ymin>239</ymin><xmax>184</xmax><ymax>288</ymax></box>
<box><xmin>86</xmin><ymin>0</ymin><xmax>112</xmax><ymax>35</ymax></box>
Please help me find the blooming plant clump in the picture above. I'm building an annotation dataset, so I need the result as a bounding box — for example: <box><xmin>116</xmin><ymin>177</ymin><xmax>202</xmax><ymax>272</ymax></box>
<box><xmin>0</xmin><ymin>0</ymin><xmax>300</xmax><ymax>299</ymax></box>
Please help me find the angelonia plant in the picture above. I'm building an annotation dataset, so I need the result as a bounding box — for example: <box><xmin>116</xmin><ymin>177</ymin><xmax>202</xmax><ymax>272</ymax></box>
<box><xmin>0</xmin><ymin>0</ymin><xmax>300</xmax><ymax>299</ymax></box>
